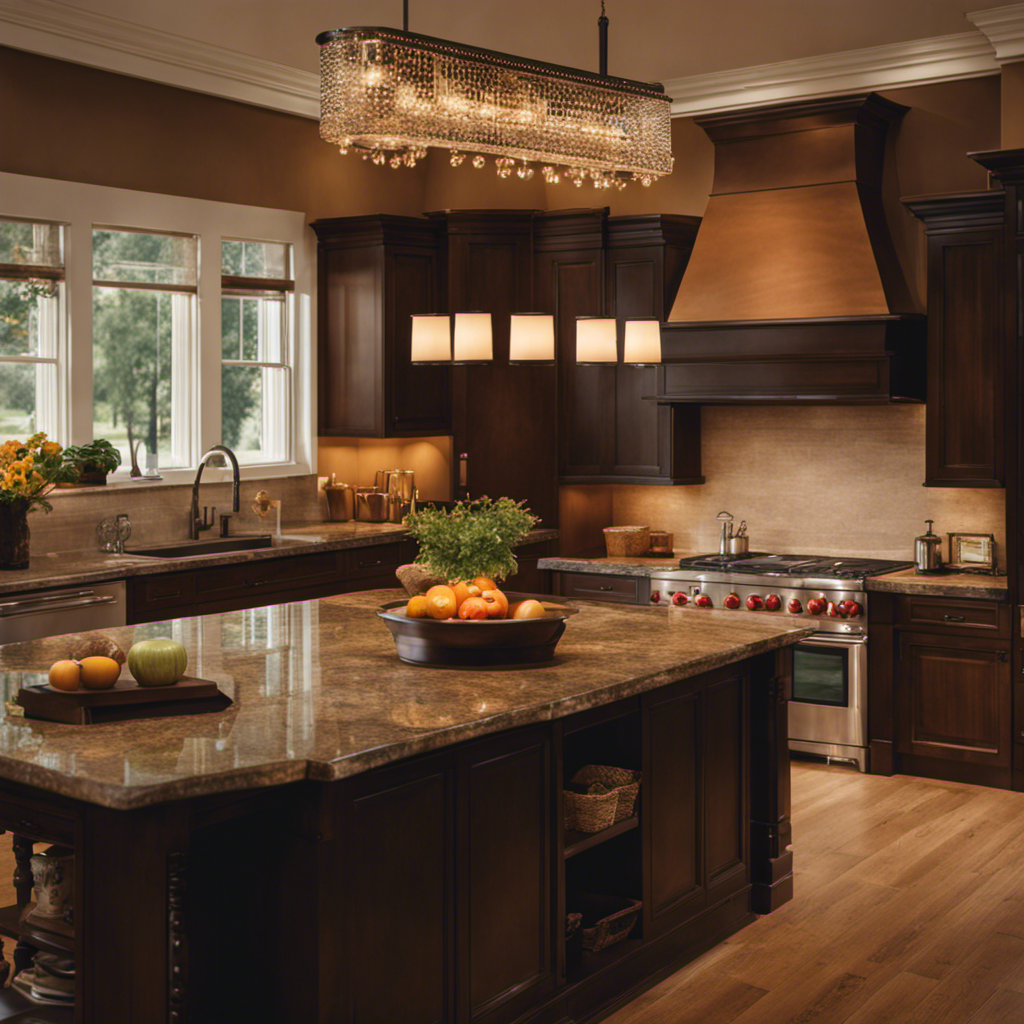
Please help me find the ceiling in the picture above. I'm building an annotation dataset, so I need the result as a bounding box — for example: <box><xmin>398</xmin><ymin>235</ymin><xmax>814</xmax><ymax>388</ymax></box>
<box><xmin>52</xmin><ymin>0</ymin><xmax>993</xmax><ymax>84</ymax></box>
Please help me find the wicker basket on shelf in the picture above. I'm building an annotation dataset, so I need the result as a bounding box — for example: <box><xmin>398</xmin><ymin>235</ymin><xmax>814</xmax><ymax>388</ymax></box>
<box><xmin>563</xmin><ymin>766</ymin><xmax>642</xmax><ymax>833</ymax></box>
<box><xmin>603</xmin><ymin>526</ymin><xmax>650</xmax><ymax>557</ymax></box>
<box><xmin>573</xmin><ymin>893</ymin><xmax>643</xmax><ymax>954</ymax></box>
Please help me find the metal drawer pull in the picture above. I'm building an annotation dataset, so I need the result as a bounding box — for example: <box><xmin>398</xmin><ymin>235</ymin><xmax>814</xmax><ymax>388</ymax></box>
<box><xmin>0</xmin><ymin>595</ymin><xmax>116</xmax><ymax>618</ymax></box>
<box><xmin>0</xmin><ymin>589</ymin><xmax>99</xmax><ymax>612</ymax></box>
<box><xmin>597</xmin><ymin>585</ymin><xmax>615</xmax><ymax>591</ymax></box>
<box><xmin>943</xmin><ymin>614</ymin><xmax>967</xmax><ymax>622</ymax></box>
<box><xmin>358</xmin><ymin>559</ymin><xmax>383</xmax><ymax>568</ymax></box>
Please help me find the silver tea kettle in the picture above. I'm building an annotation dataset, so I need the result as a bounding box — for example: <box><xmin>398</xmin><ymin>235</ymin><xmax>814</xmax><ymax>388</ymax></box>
<box><xmin>915</xmin><ymin>520</ymin><xmax>943</xmax><ymax>574</ymax></box>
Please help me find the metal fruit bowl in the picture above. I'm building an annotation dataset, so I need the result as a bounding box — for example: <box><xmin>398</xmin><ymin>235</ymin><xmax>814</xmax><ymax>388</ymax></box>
<box><xmin>377</xmin><ymin>593</ymin><xmax>579</xmax><ymax>666</ymax></box>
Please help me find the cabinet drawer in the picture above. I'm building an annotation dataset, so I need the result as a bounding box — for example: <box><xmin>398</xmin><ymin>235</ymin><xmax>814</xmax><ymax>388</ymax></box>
<box><xmin>897</xmin><ymin>596</ymin><xmax>1010</xmax><ymax>636</ymax></box>
<box><xmin>138</xmin><ymin>572</ymin><xmax>196</xmax><ymax>610</ymax></box>
<box><xmin>343</xmin><ymin>542</ymin><xmax>405</xmax><ymax>582</ymax></box>
<box><xmin>558</xmin><ymin>572</ymin><xmax>644</xmax><ymax>604</ymax></box>
<box><xmin>201</xmin><ymin>551</ymin><xmax>341</xmax><ymax>597</ymax></box>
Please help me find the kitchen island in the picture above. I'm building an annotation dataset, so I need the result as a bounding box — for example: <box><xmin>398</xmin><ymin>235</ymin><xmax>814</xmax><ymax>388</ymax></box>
<box><xmin>0</xmin><ymin>591</ymin><xmax>811</xmax><ymax>1024</ymax></box>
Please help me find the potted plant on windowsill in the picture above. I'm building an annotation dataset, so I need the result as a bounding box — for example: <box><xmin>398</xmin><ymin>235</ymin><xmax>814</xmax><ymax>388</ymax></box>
<box><xmin>0</xmin><ymin>434</ymin><xmax>78</xmax><ymax>570</ymax></box>
<box><xmin>60</xmin><ymin>439</ymin><xmax>122</xmax><ymax>486</ymax></box>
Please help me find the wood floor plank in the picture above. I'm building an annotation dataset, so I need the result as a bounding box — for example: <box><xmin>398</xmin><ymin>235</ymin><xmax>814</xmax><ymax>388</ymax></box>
<box><xmin>606</xmin><ymin>967</ymin><xmax>768</xmax><ymax>1024</ymax></box>
<box><xmin>842</xmin><ymin>971</ymin><xmax>937</xmax><ymax>1024</ymax></box>
<box><xmin>968</xmin><ymin>988</ymin><xmax>1024</xmax><ymax>1023</ymax></box>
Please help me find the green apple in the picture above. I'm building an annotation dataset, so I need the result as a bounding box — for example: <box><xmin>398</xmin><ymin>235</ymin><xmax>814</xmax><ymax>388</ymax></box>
<box><xmin>127</xmin><ymin>638</ymin><xmax>188</xmax><ymax>687</ymax></box>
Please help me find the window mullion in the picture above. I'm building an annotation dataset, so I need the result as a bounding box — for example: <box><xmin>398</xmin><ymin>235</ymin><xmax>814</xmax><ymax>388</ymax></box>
<box><xmin>66</xmin><ymin>218</ymin><xmax>93</xmax><ymax>447</ymax></box>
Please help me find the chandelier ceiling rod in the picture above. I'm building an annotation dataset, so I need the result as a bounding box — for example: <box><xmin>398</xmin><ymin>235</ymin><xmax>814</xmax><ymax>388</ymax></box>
<box><xmin>403</xmin><ymin>0</ymin><xmax>409</xmax><ymax>32</ymax></box>
<box><xmin>599</xmin><ymin>1</ymin><xmax>608</xmax><ymax>76</ymax></box>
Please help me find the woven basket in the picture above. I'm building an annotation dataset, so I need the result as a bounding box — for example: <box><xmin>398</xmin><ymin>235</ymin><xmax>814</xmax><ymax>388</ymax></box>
<box><xmin>603</xmin><ymin>526</ymin><xmax>650</xmax><ymax>557</ymax></box>
<box><xmin>566</xmin><ymin>912</ymin><xmax>583</xmax><ymax>939</ymax></box>
<box><xmin>575</xmin><ymin>893</ymin><xmax>643</xmax><ymax>954</ymax></box>
<box><xmin>564</xmin><ymin>766</ymin><xmax>642</xmax><ymax>833</ymax></box>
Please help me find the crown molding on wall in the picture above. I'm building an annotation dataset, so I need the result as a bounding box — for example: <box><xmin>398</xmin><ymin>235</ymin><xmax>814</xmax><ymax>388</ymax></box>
<box><xmin>0</xmin><ymin>0</ymin><xmax>320</xmax><ymax>117</ymax></box>
<box><xmin>663</xmin><ymin>31</ymin><xmax>1000</xmax><ymax>117</ymax></box>
<box><xmin>0</xmin><ymin>0</ymin><xmax>1016</xmax><ymax>123</ymax></box>
<box><xmin>968</xmin><ymin>3</ymin><xmax>1024</xmax><ymax>62</ymax></box>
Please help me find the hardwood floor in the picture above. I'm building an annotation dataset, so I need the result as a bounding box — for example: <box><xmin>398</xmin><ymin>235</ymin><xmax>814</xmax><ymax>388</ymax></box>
<box><xmin>607</xmin><ymin>760</ymin><xmax>1024</xmax><ymax>1024</ymax></box>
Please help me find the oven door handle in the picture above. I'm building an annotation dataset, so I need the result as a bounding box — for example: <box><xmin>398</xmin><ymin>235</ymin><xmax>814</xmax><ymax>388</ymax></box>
<box><xmin>799</xmin><ymin>634</ymin><xmax>867</xmax><ymax>648</ymax></box>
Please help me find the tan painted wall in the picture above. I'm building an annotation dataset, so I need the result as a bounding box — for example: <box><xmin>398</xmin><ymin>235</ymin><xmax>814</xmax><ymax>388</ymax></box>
<box><xmin>1001</xmin><ymin>62</ymin><xmax>1024</xmax><ymax>149</ymax></box>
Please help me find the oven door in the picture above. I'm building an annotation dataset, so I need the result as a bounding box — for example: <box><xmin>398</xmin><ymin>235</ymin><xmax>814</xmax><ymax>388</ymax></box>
<box><xmin>788</xmin><ymin>633</ymin><xmax>868</xmax><ymax>759</ymax></box>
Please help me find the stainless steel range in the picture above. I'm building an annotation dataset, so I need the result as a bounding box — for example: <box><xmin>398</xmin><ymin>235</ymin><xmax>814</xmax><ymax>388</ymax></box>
<box><xmin>647</xmin><ymin>551</ymin><xmax>913</xmax><ymax>772</ymax></box>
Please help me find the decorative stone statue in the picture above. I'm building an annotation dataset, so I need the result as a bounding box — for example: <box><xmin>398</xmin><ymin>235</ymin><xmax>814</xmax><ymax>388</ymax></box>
<box><xmin>24</xmin><ymin>846</ymin><xmax>74</xmax><ymax>937</ymax></box>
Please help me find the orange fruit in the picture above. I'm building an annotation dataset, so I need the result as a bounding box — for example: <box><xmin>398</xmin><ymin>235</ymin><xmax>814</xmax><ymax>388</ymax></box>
<box><xmin>79</xmin><ymin>655</ymin><xmax>122</xmax><ymax>690</ymax></box>
<box><xmin>512</xmin><ymin>599</ymin><xmax>547</xmax><ymax>620</ymax></box>
<box><xmin>472</xmin><ymin>576</ymin><xmax>497</xmax><ymax>593</ymax></box>
<box><xmin>424</xmin><ymin>584</ymin><xmax>458</xmax><ymax>620</ymax></box>
<box><xmin>405</xmin><ymin>595</ymin><xmax>429</xmax><ymax>618</ymax></box>
<box><xmin>451</xmin><ymin>581</ymin><xmax>482</xmax><ymax>610</ymax></box>
<box><xmin>458</xmin><ymin>596</ymin><xmax>490</xmax><ymax>620</ymax></box>
<box><xmin>48</xmin><ymin>660</ymin><xmax>81</xmax><ymax>691</ymax></box>
<box><xmin>480</xmin><ymin>589</ymin><xmax>508</xmax><ymax>619</ymax></box>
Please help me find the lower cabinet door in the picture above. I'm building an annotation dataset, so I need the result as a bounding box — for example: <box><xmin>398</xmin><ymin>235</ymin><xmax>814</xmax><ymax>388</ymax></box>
<box><xmin>643</xmin><ymin>678</ymin><xmax>705</xmax><ymax>934</ymax></box>
<box><xmin>343</xmin><ymin>760</ymin><xmax>455</xmax><ymax>1024</ymax></box>
<box><xmin>458</xmin><ymin>726</ymin><xmax>554</xmax><ymax>1023</ymax></box>
<box><xmin>897</xmin><ymin>631</ymin><xmax>1011</xmax><ymax>768</ymax></box>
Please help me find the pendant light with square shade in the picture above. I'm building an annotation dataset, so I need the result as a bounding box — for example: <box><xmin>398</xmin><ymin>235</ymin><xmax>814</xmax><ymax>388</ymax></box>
<box><xmin>410</xmin><ymin>313</ymin><xmax>452</xmax><ymax>363</ymax></box>
<box><xmin>453</xmin><ymin>312</ymin><xmax>493</xmax><ymax>364</ymax></box>
<box><xmin>575</xmin><ymin>316</ymin><xmax>618</xmax><ymax>365</ymax></box>
<box><xmin>622</xmin><ymin>318</ymin><xmax>662</xmax><ymax>364</ymax></box>
<box><xmin>508</xmin><ymin>313</ymin><xmax>555</xmax><ymax>365</ymax></box>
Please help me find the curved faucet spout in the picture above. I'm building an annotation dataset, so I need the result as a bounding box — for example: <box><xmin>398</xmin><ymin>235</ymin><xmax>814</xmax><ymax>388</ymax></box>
<box><xmin>190</xmin><ymin>445</ymin><xmax>241</xmax><ymax>539</ymax></box>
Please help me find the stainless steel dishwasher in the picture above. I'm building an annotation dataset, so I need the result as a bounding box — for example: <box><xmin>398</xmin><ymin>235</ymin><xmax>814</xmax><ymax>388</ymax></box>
<box><xmin>0</xmin><ymin>581</ymin><xmax>127</xmax><ymax>644</ymax></box>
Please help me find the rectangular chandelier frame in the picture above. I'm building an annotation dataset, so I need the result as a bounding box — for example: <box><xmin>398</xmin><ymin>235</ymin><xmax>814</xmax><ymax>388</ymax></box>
<box><xmin>316</xmin><ymin>26</ymin><xmax>673</xmax><ymax>187</ymax></box>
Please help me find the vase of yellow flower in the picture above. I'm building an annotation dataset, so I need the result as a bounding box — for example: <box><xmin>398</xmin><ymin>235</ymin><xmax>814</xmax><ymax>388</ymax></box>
<box><xmin>0</xmin><ymin>434</ymin><xmax>77</xmax><ymax>570</ymax></box>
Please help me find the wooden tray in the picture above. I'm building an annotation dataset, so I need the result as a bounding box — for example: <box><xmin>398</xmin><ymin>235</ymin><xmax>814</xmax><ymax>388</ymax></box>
<box><xmin>16</xmin><ymin>676</ymin><xmax>233</xmax><ymax>725</ymax></box>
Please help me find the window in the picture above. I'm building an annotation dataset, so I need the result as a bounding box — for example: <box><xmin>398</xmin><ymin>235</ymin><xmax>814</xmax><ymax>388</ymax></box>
<box><xmin>0</xmin><ymin>170</ymin><xmax>315</xmax><ymax>483</ymax></box>
<box><xmin>220</xmin><ymin>240</ymin><xmax>293</xmax><ymax>465</ymax></box>
<box><xmin>0</xmin><ymin>218</ymin><xmax>64</xmax><ymax>438</ymax></box>
<box><xmin>92</xmin><ymin>228</ymin><xmax>197</xmax><ymax>471</ymax></box>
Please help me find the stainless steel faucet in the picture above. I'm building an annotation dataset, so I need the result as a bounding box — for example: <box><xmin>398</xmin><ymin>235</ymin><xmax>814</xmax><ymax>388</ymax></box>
<box><xmin>190</xmin><ymin>445</ymin><xmax>240</xmax><ymax>539</ymax></box>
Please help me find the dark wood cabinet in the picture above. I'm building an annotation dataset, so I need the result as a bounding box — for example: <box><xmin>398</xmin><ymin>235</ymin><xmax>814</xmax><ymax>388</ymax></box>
<box><xmin>642</xmin><ymin>664</ymin><xmax>749</xmax><ymax>938</ymax></box>
<box><xmin>435</xmin><ymin>210</ymin><xmax>560</xmax><ymax>528</ymax></box>
<box><xmin>537</xmin><ymin>211</ymin><xmax>703</xmax><ymax>485</ymax></box>
<box><xmin>903</xmin><ymin>192</ymin><xmax>1006</xmax><ymax>487</ymax></box>
<box><xmin>888</xmin><ymin>594</ymin><xmax>1012</xmax><ymax>787</ymax></box>
<box><xmin>553</xmin><ymin>570</ymin><xmax>648</xmax><ymax>605</ymax></box>
<box><xmin>312</xmin><ymin>215</ymin><xmax>450</xmax><ymax>438</ymax></box>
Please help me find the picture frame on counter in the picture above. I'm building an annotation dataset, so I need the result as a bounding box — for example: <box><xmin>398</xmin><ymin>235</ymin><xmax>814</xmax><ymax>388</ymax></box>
<box><xmin>947</xmin><ymin>532</ymin><xmax>997</xmax><ymax>573</ymax></box>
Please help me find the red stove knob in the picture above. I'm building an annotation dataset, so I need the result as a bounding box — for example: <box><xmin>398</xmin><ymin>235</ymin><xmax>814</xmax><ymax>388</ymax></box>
<box><xmin>787</xmin><ymin>598</ymin><xmax>802</xmax><ymax>614</ymax></box>
<box><xmin>826</xmin><ymin>601</ymin><xmax>841</xmax><ymax>617</ymax></box>
<box><xmin>724</xmin><ymin>593</ymin><xmax>741</xmax><ymax>610</ymax></box>
<box><xmin>845</xmin><ymin>600</ymin><xmax>862</xmax><ymax>618</ymax></box>
<box><xmin>746</xmin><ymin>595</ymin><xmax>763</xmax><ymax>611</ymax></box>
<box><xmin>765</xmin><ymin>594</ymin><xmax>782</xmax><ymax>612</ymax></box>
<box><xmin>672</xmin><ymin>592</ymin><xmax>688</xmax><ymax>606</ymax></box>
<box><xmin>695</xmin><ymin>593</ymin><xmax>713</xmax><ymax>608</ymax></box>
<box><xmin>650</xmin><ymin>590</ymin><xmax>661</xmax><ymax>604</ymax></box>
<box><xmin>807</xmin><ymin>597</ymin><xmax>826</xmax><ymax>615</ymax></box>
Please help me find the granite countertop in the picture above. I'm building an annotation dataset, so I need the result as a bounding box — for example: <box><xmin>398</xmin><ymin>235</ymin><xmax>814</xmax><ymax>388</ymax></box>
<box><xmin>0</xmin><ymin>590</ymin><xmax>811</xmax><ymax>810</ymax></box>
<box><xmin>864</xmin><ymin>568</ymin><xmax>1009</xmax><ymax>601</ymax></box>
<box><xmin>0</xmin><ymin>524</ymin><xmax>560</xmax><ymax>596</ymax></box>
<box><xmin>540</xmin><ymin>555</ymin><xmax>1010</xmax><ymax>602</ymax></box>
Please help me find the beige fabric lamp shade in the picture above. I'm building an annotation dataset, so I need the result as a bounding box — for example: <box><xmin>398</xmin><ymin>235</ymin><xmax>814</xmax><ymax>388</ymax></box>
<box><xmin>509</xmin><ymin>313</ymin><xmax>555</xmax><ymax>363</ymax></box>
<box><xmin>410</xmin><ymin>314</ymin><xmax>451</xmax><ymax>363</ymax></box>
<box><xmin>453</xmin><ymin>312</ymin><xmax>493</xmax><ymax>363</ymax></box>
<box><xmin>623</xmin><ymin>319</ymin><xmax>662</xmax><ymax>364</ymax></box>
<box><xmin>576</xmin><ymin>317</ymin><xmax>618</xmax><ymax>364</ymax></box>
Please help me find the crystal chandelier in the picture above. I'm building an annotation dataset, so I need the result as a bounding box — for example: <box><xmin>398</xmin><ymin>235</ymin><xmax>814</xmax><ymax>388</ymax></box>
<box><xmin>316</xmin><ymin>4</ymin><xmax>673</xmax><ymax>189</ymax></box>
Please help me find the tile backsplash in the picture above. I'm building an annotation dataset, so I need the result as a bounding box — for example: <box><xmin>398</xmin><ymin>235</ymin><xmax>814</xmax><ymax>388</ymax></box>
<box><xmin>609</xmin><ymin>405</ymin><xmax>1006</xmax><ymax>564</ymax></box>
<box><xmin>29</xmin><ymin>473</ymin><xmax>324</xmax><ymax>554</ymax></box>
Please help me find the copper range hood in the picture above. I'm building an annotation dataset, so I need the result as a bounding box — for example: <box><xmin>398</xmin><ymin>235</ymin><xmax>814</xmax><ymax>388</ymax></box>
<box><xmin>657</xmin><ymin>92</ymin><xmax>925</xmax><ymax>403</ymax></box>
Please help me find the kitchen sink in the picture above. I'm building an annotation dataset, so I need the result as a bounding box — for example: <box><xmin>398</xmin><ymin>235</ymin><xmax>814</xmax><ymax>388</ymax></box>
<box><xmin>126</xmin><ymin>535</ymin><xmax>274</xmax><ymax>558</ymax></box>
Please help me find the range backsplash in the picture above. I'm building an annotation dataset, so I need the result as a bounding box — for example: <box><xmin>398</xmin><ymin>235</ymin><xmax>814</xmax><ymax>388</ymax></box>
<box><xmin>609</xmin><ymin>405</ymin><xmax>1006</xmax><ymax>564</ymax></box>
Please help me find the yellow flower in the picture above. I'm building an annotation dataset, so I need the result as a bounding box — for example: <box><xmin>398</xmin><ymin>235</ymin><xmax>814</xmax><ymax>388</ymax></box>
<box><xmin>41</xmin><ymin>441</ymin><xmax>61</xmax><ymax>457</ymax></box>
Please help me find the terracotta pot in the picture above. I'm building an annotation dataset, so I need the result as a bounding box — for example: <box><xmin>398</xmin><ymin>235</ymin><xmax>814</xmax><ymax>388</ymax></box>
<box><xmin>0</xmin><ymin>500</ymin><xmax>30</xmax><ymax>570</ymax></box>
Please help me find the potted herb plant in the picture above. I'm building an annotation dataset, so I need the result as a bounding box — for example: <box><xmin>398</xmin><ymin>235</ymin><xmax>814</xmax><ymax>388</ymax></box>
<box><xmin>0</xmin><ymin>434</ymin><xmax>78</xmax><ymax>569</ymax></box>
<box><xmin>61</xmin><ymin>439</ymin><xmax>122</xmax><ymax>486</ymax></box>
<box><xmin>402</xmin><ymin>496</ymin><xmax>538</xmax><ymax>585</ymax></box>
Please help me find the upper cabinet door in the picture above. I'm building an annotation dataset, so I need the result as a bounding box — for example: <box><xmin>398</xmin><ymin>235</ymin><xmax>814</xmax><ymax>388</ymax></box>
<box><xmin>312</xmin><ymin>215</ymin><xmax>450</xmax><ymax>438</ymax></box>
<box><xmin>903</xmin><ymin>192</ymin><xmax>1006</xmax><ymax>487</ymax></box>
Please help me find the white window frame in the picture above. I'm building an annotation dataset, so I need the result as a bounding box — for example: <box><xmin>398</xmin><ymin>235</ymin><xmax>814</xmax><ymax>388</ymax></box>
<box><xmin>0</xmin><ymin>171</ymin><xmax>316</xmax><ymax>485</ymax></box>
